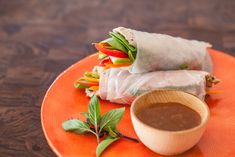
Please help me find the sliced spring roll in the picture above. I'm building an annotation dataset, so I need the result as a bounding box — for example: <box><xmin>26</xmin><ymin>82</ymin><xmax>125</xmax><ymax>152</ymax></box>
<box><xmin>98</xmin><ymin>68</ymin><xmax>218</xmax><ymax>104</ymax></box>
<box><xmin>78</xmin><ymin>67</ymin><xmax>219</xmax><ymax>104</ymax></box>
<box><xmin>95</xmin><ymin>27</ymin><xmax>212</xmax><ymax>73</ymax></box>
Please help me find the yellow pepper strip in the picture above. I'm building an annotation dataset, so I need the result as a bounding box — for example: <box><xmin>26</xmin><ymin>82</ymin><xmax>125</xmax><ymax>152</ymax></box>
<box><xmin>89</xmin><ymin>86</ymin><xmax>99</xmax><ymax>91</ymax></box>
<box><xmin>84</xmin><ymin>72</ymin><xmax>99</xmax><ymax>79</ymax></box>
<box><xmin>80</xmin><ymin>77</ymin><xmax>99</xmax><ymax>83</ymax></box>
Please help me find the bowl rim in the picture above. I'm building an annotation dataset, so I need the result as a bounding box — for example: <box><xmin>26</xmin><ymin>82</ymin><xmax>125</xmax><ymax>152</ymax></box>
<box><xmin>130</xmin><ymin>89</ymin><xmax>210</xmax><ymax>134</ymax></box>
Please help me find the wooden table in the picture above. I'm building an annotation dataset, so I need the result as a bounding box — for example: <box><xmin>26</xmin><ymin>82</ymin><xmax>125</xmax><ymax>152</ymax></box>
<box><xmin>0</xmin><ymin>0</ymin><xmax>234</xmax><ymax>156</ymax></box>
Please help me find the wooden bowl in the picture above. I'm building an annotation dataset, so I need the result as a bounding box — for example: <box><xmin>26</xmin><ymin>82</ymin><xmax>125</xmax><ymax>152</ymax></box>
<box><xmin>130</xmin><ymin>89</ymin><xmax>210</xmax><ymax>155</ymax></box>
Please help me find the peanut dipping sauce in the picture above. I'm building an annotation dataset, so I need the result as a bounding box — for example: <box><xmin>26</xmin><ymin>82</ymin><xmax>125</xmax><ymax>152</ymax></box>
<box><xmin>137</xmin><ymin>102</ymin><xmax>201</xmax><ymax>131</ymax></box>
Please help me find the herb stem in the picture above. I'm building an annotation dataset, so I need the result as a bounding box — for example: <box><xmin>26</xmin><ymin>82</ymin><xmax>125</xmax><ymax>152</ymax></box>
<box><xmin>96</xmin><ymin>134</ymin><xmax>100</xmax><ymax>143</ymax></box>
<box><xmin>89</xmin><ymin>130</ymin><xmax>97</xmax><ymax>136</ymax></box>
<box><xmin>95</xmin><ymin>127</ymin><xmax>100</xmax><ymax>143</ymax></box>
<box><xmin>118</xmin><ymin>133</ymin><xmax>139</xmax><ymax>143</ymax></box>
<box><xmin>89</xmin><ymin>129</ymin><xmax>100</xmax><ymax>143</ymax></box>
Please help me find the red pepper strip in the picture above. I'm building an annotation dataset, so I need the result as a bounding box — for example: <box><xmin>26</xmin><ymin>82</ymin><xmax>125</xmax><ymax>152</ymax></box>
<box><xmin>95</xmin><ymin>43</ymin><xmax>129</xmax><ymax>58</ymax></box>
<box><xmin>99</xmin><ymin>57</ymin><xmax>113</xmax><ymax>67</ymax></box>
<box><xmin>76</xmin><ymin>80</ymin><xmax>99</xmax><ymax>87</ymax></box>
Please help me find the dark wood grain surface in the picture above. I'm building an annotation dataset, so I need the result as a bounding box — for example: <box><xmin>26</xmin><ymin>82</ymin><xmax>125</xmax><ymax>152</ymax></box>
<box><xmin>0</xmin><ymin>0</ymin><xmax>235</xmax><ymax>156</ymax></box>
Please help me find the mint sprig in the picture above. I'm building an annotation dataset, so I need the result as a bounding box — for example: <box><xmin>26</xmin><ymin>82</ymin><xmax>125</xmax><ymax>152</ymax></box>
<box><xmin>62</xmin><ymin>95</ymin><xmax>138</xmax><ymax>157</ymax></box>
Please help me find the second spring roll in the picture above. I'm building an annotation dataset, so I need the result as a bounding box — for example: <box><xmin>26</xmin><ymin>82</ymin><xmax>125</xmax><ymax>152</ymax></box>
<box><xmin>82</xmin><ymin>67</ymin><xmax>219</xmax><ymax>105</ymax></box>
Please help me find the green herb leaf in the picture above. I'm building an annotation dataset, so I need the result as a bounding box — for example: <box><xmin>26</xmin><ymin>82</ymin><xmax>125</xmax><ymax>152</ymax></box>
<box><xmin>107</xmin><ymin>126</ymin><xmax>118</xmax><ymax>138</ymax></box>
<box><xmin>99</xmin><ymin>107</ymin><xmax>125</xmax><ymax>132</ymax></box>
<box><xmin>62</xmin><ymin>119</ymin><xmax>91</xmax><ymax>134</ymax></box>
<box><xmin>107</xmin><ymin>37</ymin><xmax>128</xmax><ymax>53</ymax></box>
<box><xmin>109</xmin><ymin>32</ymin><xmax>136</xmax><ymax>52</ymax></box>
<box><xmin>80</xmin><ymin>112</ymin><xmax>89</xmax><ymax>118</ymax></box>
<box><xmin>96</xmin><ymin>137</ymin><xmax>119</xmax><ymax>157</ymax></box>
<box><xmin>88</xmin><ymin>95</ymin><xmax>101</xmax><ymax>130</ymax></box>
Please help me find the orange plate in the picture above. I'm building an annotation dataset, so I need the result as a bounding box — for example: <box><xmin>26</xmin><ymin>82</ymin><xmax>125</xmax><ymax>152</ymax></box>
<box><xmin>41</xmin><ymin>49</ymin><xmax>235</xmax><ymax>157</ymax></box>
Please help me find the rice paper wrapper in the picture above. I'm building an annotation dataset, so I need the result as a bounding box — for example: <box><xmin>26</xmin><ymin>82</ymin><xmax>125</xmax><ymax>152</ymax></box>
<box><xmin>113</xmin><ymin>27</ymin><xmax>213</xmax><ymax>73</ymax></box>
<box><xmin>99</xmin><ymin>68</ymin><xmax>208</xmax><ymax>105</ymax></box>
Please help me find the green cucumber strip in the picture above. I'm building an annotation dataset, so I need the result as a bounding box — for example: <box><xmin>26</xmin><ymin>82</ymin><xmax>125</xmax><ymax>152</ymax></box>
<box><xmin>107</xmin><ymin>38</ymin><xmax>127</xmax><ymax>53</ymax></box>
<box><xmin>98</xmin><ymin>53</ymin><xmax>107</xmax><ymax>60</ymax></box>
<box><xmin>128</xmin><ymin>50</ymin><xmax>135</xmax><ymax>62</ymax></box>
<box><xmin>84</xmin><ymin>72</ymin><xmax>99</xmax><ymax>79</ymax></box>
<box><xmin>101</xmin><ymin>38</ymin><xmax>128</xmax><ymax>53</ymax></box>
<box><xmin>112</xmin><ymin>58</ymin><xmax>132</xmax><ymax>64</ymax></box>
<box><xmin>74</xmin><ymin>83</ymin><xmax>90</xmax><ymax>89</ymax></box>
<box><xmin>109</xmin><ymin>32</ymin><xmax>136</xmax><ymax>52</ymax></box>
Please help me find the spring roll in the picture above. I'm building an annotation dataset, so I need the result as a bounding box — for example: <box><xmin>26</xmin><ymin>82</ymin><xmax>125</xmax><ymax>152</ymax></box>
<box><xmin>95</xmin><ymin>27</ymin><xmax>212</xmax><ymax>73</ymax></box>
<box><xmin>83</xmin><ymin>67</ymin><xmax>219</xmax><ymax>105</ymax></box>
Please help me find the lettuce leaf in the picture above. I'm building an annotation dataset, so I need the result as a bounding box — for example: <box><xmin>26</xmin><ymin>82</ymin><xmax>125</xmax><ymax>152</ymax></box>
<box><xmin>109</xmin><ymin>32</ymin><xmax>136</xmax><ymax>52</ymax></box>
<box><xmin>106</xmin><ymin>38</ymin><xmax>128</xmax><ymax>53</ymax></box>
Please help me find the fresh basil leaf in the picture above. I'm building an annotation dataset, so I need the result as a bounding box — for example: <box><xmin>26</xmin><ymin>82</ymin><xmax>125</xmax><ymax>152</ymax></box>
<box><xmin>62</xmin><ymin>119</ymin><xmax>91</xmax><ymax>134</ymax></box>
<box><xmin>96</xmin><ymin>137</ymin><xmax>119</xmax><ymax>157</ymax></box>
<box><xmin>107</xmin><ymin>126</ymin><xmax>118</xmax><ymax>138</ymax></box>
<box><xmin>80</xmin><ymin>112</ymin><xmax>89</xmax><ymax>118</ymax></box>
<box><xmin>109</xmin><ymin>32</ymin><xmax>136</xmax><ymax>52</ymax></box>
<box><xmin>107</xmin><ymin>38</ymin><xmax>128</xmax><ymax>53</ymax></box>
<box><xmin>88</xmin><ymin>95</ymin><xmax>101</xmax><ymax>130</ymax></box>
<box><xmin>99</xmin><ymin>107</ymin><xmax>125</xmax><ymax>132</ymax></box>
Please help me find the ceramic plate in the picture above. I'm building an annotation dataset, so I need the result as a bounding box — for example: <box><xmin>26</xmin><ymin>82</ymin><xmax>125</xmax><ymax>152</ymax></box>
<box><xmin>41</xmin><ymin>49</ymin><xmax>235</xmax><ymax>157</ymax></box>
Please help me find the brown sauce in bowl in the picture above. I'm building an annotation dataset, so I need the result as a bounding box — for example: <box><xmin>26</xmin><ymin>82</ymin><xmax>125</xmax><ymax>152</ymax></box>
<box><xmin>137</xmin><ymin>103</ymin><xmax>201</xmax><ymax>131</ymax></box>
